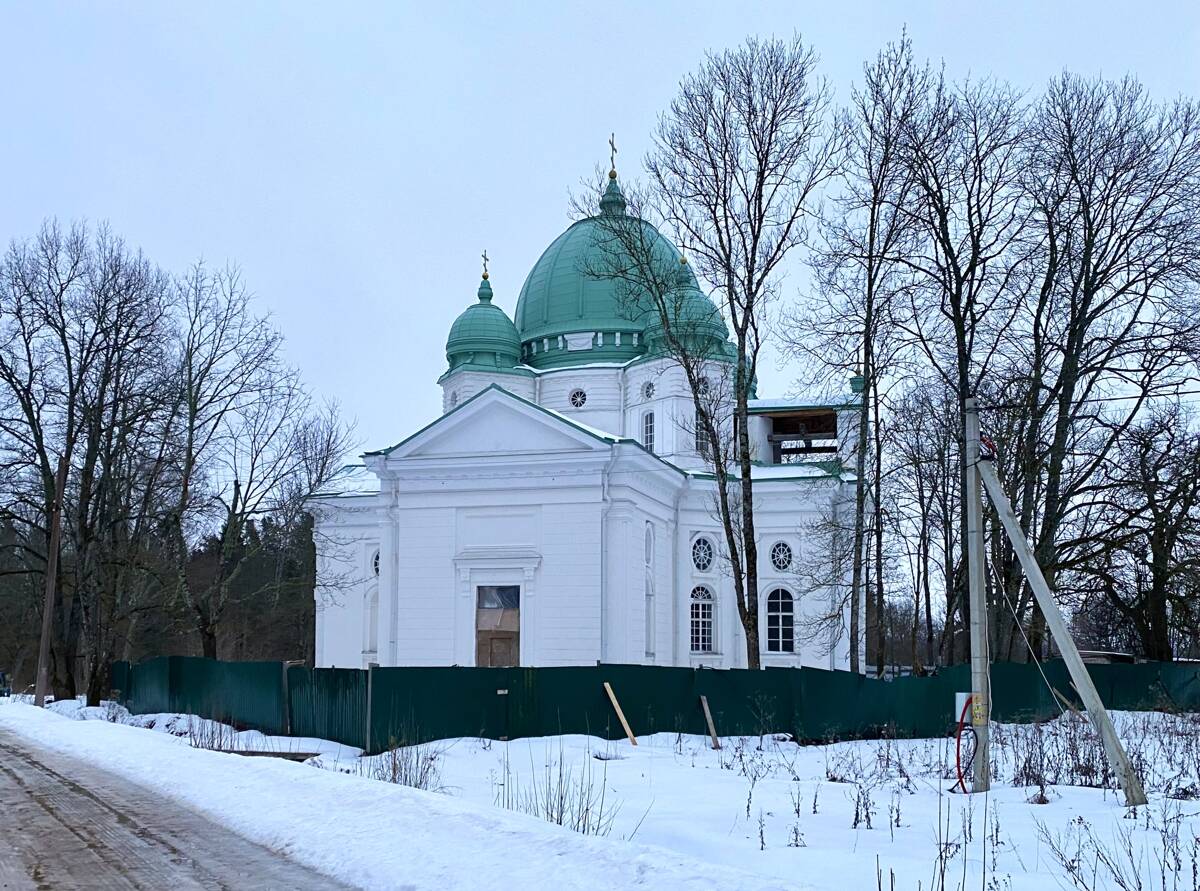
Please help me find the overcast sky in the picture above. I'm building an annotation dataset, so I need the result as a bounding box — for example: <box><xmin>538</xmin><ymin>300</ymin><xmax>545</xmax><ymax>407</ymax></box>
<box><xmin>3</xmin><ymin>2</ymin><xmax>1198</xmax><ymax>452</ymax></box>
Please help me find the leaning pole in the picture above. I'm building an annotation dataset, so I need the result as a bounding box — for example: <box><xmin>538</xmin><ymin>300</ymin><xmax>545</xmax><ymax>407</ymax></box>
<box><xmin>976</xmin><ymin>456</ymin><xmax>1147</xmax><ymax>807</ymax></box>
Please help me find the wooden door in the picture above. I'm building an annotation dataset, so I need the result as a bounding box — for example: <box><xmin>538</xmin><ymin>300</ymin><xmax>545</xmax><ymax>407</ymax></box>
<box><xmin>475</xmin><ymin>585</ymin><xmax>520</xmax><ymax>667</ymax></box>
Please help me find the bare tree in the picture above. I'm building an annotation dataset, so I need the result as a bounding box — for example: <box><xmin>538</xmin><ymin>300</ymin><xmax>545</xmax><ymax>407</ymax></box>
<box><xmin>1069</xmin><ymin>406</ymin><xmax>1200</xmax><ymax>659</ymax></box>
<box><xmin>166</xmin><ymin>266</ymin><xmax>350</xmax><ymax>658</ymax></box>
<box><xmin>987</xmin><ymin>75</ymin><xmax>1200</xmax><ymax>659</ymax></box>
<box><xmin>889</xmin><ymin>73</ymin><xmax>1030</xmax><ymax>659</ymax></box>
<box><xmin>788</xmin><ymin>34</ymin><xmax>925</xmax><ymax>672</ymax></box>
<box><xmin>642</xmin><ymin>35</ymin><xmax>842</xmax><ymax>668</ymax></box>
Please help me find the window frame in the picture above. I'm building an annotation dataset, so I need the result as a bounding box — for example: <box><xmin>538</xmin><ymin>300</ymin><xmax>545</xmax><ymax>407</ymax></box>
<box><xmin>766</xmin><ymin>587</ymin><xmax>795</xmax><ymax>653</ymax></box>
<box><xmin>769</xmin><ymin>541</ymin><xmax>793</xmax><ymax>572</ymax></box>
<box><xmin>569</xmin><ymin>388</ymin><xmax>587</xmax><ymax>408</ymax></box>
<box><xmin>689</xmin><ymin>585</ymin><xmax>715</xmax><ymax>654</ymax></box>
<box><xmin>691</xmin><ymin>536</ymin><xmax>715</xmax><ymax>572</ymax></box>
<box><xmin>642</xmin><ymin>410</ymin><xmax>656</xmax><ymax>453</ymax></box>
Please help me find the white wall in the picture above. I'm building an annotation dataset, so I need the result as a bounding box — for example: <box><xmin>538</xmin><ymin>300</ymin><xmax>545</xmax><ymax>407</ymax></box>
<box><xmin>312</xmin><ymin>504</ymin><xmax>381</xmax><ymax>668</ymax></box>
<box><xmin>441</xmin><ymin>370</ymin><xmax>535</xmax><ymax>412</ymax></box>
<box><xmin>536</xmin><ymin>367</ymin><xmax>624</xmax><ymax>435</ymax></box>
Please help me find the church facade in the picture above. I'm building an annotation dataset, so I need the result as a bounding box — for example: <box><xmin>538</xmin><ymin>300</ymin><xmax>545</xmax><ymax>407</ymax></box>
<box><xmin>310</xmin><ymin>170</ymin><xmax>863</xmax><ymax>672</ymax></box>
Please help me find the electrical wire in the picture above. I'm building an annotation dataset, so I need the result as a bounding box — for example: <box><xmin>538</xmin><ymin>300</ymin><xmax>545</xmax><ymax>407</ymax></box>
<box><xmin>979</xmin><ymin>387</ymin><xmax>1200</xmax><ymax>413</ymax></box>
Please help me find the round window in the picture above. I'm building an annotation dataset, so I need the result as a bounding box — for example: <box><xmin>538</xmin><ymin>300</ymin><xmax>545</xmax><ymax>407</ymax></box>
<box><xmin>569</xmin><ymin>389</ymin><xmax>587</xmax><ymax>408</ymax></box>
<box><xmin>697</xmin><ymin>377</ymin><xmax>711</xmax><ymax>396</ymax></box>
<box><xmin>642</xmin><ymin>381</ymin><xmax>655</xmax><ymax>400</ymax></box>
<box><xmin>770</xmin><ymin>541</ymin><xmax>793</xmax><ymax>572</ymax></box>
<box><xmin>449</xmin><ymin>391</ymin><xmax>458</xmax><ymax>408</ymax></box>
<box><xmin>692</xmin><ymin>537</ymin><xmax>714</xmax><ymax>572</ymax></box>
<box><xmin>372</xmin><ymin>550</ymin><xmax>380</xmax><ymax>577</ymax></box>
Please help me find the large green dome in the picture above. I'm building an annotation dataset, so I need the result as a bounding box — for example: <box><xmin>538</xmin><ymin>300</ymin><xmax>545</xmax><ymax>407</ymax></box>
<box><xmin>442</xmin><ymin>277</ymin><xmax>529</xmax><ymax>380</ymax></box>
<box><xmin>514</xmin><ymin>175</ymin><xmax>693</xmax><ymax>369</ymax></box>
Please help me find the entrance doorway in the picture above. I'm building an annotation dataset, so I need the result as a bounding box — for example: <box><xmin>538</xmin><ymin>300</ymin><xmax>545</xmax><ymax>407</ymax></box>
<box><xmin>475</xmin><ymin>585</ymin><xmax>520</xmax><ymax>667</ymax></box>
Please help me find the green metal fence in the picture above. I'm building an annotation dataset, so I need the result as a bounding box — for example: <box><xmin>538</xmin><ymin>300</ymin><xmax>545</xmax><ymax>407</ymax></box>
<box><xmin>287</xmin><ymin>666</ymin><xmax>368</xmax><ymax>749</ymax></box>
<box><xmin>119</xmin><ymin>656</ymin><xmax>288</xmax><ymax>735</ymax></box>
<box><xmin>110</xmin><ymin>657</ymin><xmax>1200</xmax><ymax>755</ymax></box>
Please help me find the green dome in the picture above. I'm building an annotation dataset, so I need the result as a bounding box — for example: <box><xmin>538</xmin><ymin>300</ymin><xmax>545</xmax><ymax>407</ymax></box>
<box><xmin>443</xmin><ymin>277</ymin><xmax>526</xmax><ymax>377</ymax></box>
<box><xmin>644</xmin><ymin>259</ymin><xmax>733</xmax><ymax>359</ymax></box>
<box><xmin>514</xmin><ymin>174</ymin><xmax>685</xmax><ymax>369</ymax></box>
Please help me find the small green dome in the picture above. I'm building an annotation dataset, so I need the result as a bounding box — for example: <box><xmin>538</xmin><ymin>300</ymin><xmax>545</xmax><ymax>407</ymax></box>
<box><xmin>445</xmin><ymin>277</ymin><xmax>524</xmax><ymax>374</ymax></box>
<box><xmin>644</xmin><ymin>259</ymin><xmax>732</xmax><ymax>358</ymax></box>
<box><xmin>514</xmin><ymin>175</ymin><xmax>685</xmax><ymax>369</ymax></box>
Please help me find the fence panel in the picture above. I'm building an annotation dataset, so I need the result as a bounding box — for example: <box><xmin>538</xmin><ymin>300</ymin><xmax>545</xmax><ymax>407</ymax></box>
<box><xmin>125</xmin><ymin>656</ymin><xmax>172</xmax><ymax>714</ymax></box>
<box><xmin>287</xmin><ymin>666</ymin><xmax>368</xmax><ymax>749</ymax></box>
<box><xmin>368</xmin><ymin>666</ymin><xmax>518</xmax><ymax>752</ymax></box>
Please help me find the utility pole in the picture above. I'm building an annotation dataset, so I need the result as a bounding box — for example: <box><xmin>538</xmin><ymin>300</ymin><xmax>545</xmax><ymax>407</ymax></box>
<box><xmin>964</xmin><ymin>398</ymin><xmax>991</xmax><ymax>792</ymax></box>
<box><xmin>977</xmin><ymin>458</ymin><xmax>1148</xmax><ymax>807</ymax></box>
<box><xmin>34</xmin><ymin>456</ymin><xmax>69</xmax><ymax>708</ymax></box>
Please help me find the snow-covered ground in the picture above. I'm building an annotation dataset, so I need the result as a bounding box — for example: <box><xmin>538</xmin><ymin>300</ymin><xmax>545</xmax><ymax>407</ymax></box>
<box><xmin>4</xmin><ymin>696</ymin><xmax>1198</xmax><ymax>890</ymax></box>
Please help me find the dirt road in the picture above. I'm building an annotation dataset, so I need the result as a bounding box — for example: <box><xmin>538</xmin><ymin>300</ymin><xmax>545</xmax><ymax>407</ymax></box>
<box><xmin>0</xmin><ymin>728</ymin><xmax>354</xmax><ymax>890</ymax></box>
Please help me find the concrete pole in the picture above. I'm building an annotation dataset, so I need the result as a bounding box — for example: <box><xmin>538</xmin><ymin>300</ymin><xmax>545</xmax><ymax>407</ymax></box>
<box><xmin>977</xmin><ymin>459</ymin><xmax>1148</xmax><ymax>807</ymax></box>
<box><xmin>964</xmin><ymin>398</ymin><xmax>991</xmax><ymax>792</ymax></box>
<box><xmin>34</xmin><ymin>456</ymin><xmax>69</xmax><ymax>708</ymax></box>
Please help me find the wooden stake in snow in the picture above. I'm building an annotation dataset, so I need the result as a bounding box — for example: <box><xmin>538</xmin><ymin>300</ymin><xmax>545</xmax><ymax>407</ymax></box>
<box><xmin>603</xmin><ymin>682</ymin><xmax>637</xmax><ymax>746</ymax></box>
<box><xmin>700</xmin><ymin>695</ymin><xmax>721</xmax><ymax>750</ymax></box>
<box><xmin>977</xmin><ymin>457</ymin><xmax>1148</xmax><ymax>807</ymax></box>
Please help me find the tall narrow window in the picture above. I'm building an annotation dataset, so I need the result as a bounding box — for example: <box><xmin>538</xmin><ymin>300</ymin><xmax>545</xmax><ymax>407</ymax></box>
<box><xmin>766</xmin><ymin>588</ymin><xmax>794</xmax><ymax>653</ymax></box>
<box><xmin>690</xmin><ymin>586</ymin><xmax>714</xmax><ymax>653</ymax></box>
<box><xmin>695</xmin><ymin>411</ymin><xmax>709</xmax><ymax>458</ymax></box>
<box><xmin>644</xmin><ymin>523</ymin><xmax>655</xmax><ymax>658</ymax></box>
<box><xmin>643</xmin><ymin>411</ymin><xmax>655</xmax><ymax>453</ymax></box>
<box><xmin>364</xmin><ymin>588</ymin><xmax>379</xmax><ymax>657</ymax></box>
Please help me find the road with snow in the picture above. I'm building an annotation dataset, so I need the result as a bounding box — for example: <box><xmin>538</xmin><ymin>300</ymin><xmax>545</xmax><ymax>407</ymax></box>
<box><xmin>0</xmin><ymin>727</ymin><xmax>352</xmax><ymax>890</ymax></box>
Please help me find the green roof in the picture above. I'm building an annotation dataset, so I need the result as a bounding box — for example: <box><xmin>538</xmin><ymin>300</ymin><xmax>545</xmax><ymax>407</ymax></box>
<box><xmin>444</xmin><ymin>277</ymin><xmax>528</xmax><ymax>376</ymax></box>
<box><xmin>513</xmin><ymin>172</ymin><xmax>730</xmax><ymax>370</ymax></box>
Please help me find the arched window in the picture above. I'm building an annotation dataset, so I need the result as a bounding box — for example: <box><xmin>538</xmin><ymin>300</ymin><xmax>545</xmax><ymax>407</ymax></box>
<box><xmin>692</xmin><ymin>536</ymin><xmax>714</xmax><ymax>572</ymax></box>
<box><xmin>643</xmin><ymin>411</ymin><xmax>655</xmax><ymax>453</ymax></box>
<box><xmin>766</xmin><ymin>588</ymin><xmax>794</xmax><ymax>653</ymax></box>
<box><xmin>449</xmin><ymin>391</ymin><xmax>458</xmax><ymax>409</ymax></box>
<box><xmin>690</xmin><ymin>585</ymin><xmax>714</xmax><ymax>653</ymax></box>
<box><xmin>770</xmin><ymin>541</ymin><xmax>792</xmax><ymax>572</ymax></box>
<box><xmin>695</xmin><ymin>411</ymin><xmax>710</xmax><ymax>458</ymax></box>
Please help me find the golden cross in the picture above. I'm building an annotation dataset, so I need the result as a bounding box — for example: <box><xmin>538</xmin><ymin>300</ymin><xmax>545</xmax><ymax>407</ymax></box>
<box><xmin>609</xmin><ymin>132</ymin><xmax>617</xmax><ymax>172</ymax></box>
<box><xmin>481</xmin><ymin>249</ymin><xmax>489</xmax><ymax>278</ymax></box>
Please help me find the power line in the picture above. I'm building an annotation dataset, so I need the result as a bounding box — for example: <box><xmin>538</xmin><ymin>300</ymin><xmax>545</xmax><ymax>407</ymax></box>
<box><xmin>979</xmin><ymin>388</ymin><xmax>1200</xmax><ymax>412</ymax></box>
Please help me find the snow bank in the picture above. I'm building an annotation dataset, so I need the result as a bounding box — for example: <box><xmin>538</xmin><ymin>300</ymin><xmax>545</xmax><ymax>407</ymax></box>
<box><xmin>0</xmin><ymin>703</ymin><xmax>796</xmax><ymax>891</ymax></box>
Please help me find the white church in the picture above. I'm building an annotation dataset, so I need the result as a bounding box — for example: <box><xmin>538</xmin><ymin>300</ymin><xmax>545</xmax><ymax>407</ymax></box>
<box><xmin>310</xmin><ymin>167</ymin><xmax>863</xmax><ymax>672</ymax></box>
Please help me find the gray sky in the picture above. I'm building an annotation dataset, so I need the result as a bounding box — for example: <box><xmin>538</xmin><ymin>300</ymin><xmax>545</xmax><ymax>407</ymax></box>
<box><xmin>3</xmin><ymin>1</ymin><xmax>1198</xmax><ymax>452</ymax></box>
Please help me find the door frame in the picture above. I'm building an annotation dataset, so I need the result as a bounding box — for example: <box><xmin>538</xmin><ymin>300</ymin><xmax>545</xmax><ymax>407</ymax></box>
<box><xmin>453</xmin><ymin>547</ymin><xmax>539</xmax><ymax>666</ymax></box>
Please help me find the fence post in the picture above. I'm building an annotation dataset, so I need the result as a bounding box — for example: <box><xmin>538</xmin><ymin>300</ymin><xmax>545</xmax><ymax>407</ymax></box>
<box><xmin>282</xmin><ymin>660</ymin><xmax>302</xmax><ymax>736</ymax></box>
<box><xmin>364</xmin><ymin>663</ymin><xmax>377</xmax><ymax>753</ymax></box>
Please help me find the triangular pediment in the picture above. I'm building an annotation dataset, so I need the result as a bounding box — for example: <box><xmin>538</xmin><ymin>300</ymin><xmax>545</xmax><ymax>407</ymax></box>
<box><xmin>381</xmin><ymin>386</ymin><xmax>615</xmax><ymax>461</ymax></box>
